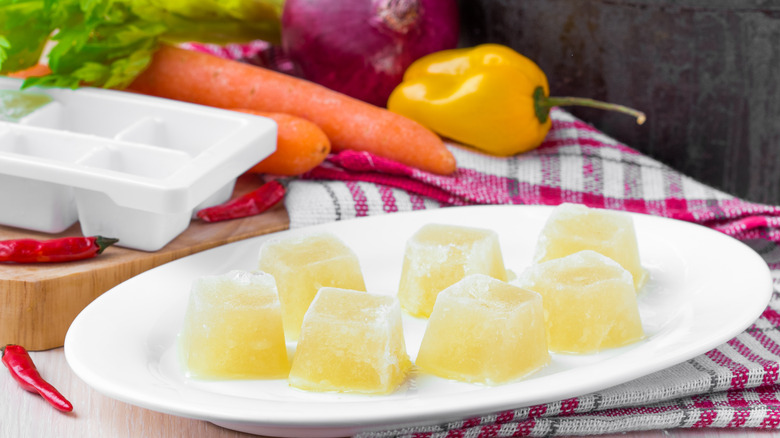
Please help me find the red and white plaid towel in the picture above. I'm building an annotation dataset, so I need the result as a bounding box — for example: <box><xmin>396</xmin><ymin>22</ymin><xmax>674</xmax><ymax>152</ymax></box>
<box><xmin>184</xmin><ymin>43</ymin><xmax>780</xmax><ymax>436</ymax></box>
<box><xmin>283</xmin><ymin>109</ymin><xmax>780</xmax><ymax>437</ymax></box>
<box><xmin>289</xmin><ymin>109</ymin><xmax>780</xmax><ymax>244</ymax></box>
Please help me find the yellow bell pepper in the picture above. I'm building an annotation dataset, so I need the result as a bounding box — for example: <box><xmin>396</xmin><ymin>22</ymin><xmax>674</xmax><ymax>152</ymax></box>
<box><xmin>387</xmin><ymin>44</ymin><xmax>645</xmax><ymax>157</ymax></box>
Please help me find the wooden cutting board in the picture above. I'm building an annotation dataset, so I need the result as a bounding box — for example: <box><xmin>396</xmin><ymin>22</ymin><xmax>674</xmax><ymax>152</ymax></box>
<box><xmin>0</xmin><ymin>174</ymin><xmax>290</xmax><ymax>351</ymax></box>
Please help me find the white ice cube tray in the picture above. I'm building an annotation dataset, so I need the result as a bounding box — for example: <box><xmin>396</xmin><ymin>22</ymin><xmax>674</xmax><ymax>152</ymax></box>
<box><xmin>0</xmin><ymin>77</ymin><xmax>277</xmax><ymax>251</ymax></box>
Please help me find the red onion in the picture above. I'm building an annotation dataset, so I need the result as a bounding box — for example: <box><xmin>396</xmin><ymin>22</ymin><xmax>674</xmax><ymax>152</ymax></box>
<box><xmin>281</xmin><ymin>0</ymin><xmax>460</xmax><ymax>107</ymax></box>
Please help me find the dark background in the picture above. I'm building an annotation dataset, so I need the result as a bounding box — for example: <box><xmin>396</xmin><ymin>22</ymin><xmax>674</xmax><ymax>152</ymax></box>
<box><xmin>458</xmin><ymin>0</ymin><xmax>780</xmax><ymax>205</ymax></box>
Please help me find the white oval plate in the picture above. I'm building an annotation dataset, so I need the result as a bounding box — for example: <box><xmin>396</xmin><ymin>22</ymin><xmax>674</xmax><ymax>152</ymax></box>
<box><xmin>65</xmin><ymin>205</ymin><xmax>773</xmax><ymax>438</ymax></box>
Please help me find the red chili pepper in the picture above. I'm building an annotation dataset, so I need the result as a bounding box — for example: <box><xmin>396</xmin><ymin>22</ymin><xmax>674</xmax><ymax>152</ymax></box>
<box><xmin>2</xmin><ymin>345</ymin><xmax>73</xmax><ymax>412</ymax></box>
<box><xmin>197</xmin><ymin>179</ymin><xmax>286</xmax><ymax>223</ymax></box>
<box><xmin>0</xmin><ymin>235</ymin><xmax>119</xmax><ymax>263</ymax></box>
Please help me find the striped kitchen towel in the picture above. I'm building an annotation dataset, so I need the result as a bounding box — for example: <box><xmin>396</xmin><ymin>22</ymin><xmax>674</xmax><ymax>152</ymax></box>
<box><xmin>288</xmin><ymin>108</ymin><xmax>780</xmax><ymax>244</ymax></box>
<box><xmin>282</xmin><ymin>108</ymin><xmax>780</xmax><ymax>437</ymax></box>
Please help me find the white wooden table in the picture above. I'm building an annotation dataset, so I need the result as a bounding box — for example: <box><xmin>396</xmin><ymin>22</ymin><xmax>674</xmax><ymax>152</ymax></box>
<box><xmin>2</xmin><ymin>348</ymin><xmax>778</xmax><ymax>438</ymax></box>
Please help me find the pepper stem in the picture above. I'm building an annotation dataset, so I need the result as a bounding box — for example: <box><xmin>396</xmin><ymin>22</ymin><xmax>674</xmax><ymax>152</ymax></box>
<box><xmin>533</xmin><ymin>86</ymin><xmax>646</xmax><ymax>125</ymax></box>
<box><xmin>94</xmin><ymin>236</ymin><xmax>119</xmax><ymax>254</ymax></box>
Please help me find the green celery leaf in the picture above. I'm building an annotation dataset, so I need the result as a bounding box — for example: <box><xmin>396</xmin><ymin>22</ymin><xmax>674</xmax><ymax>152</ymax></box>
<box><xmin>0</xmin><ymin>36</ymin><xmax>10</xmax><ymax>65</ymax></box>
<box><xmin>71</xmin><ymin>61</ymin><xmax>110</xmax><ymax>84</ymax></box>
<box><xmin>0</xmin><ymin>0</ymin><xmax>54</xmax><ymax>73</ymax></box>
<box><xmin>103</xmin><ymin>42</ymin><xmax>155</xmax><ymax>88</ymax></box>
<box><xmin>3</xmin><ymin>0</ymin><xmax>284</xmax><ymax>88</ymax></box>
<box><xmin>46</xmin><ymin>23</ymin><xmax>95</xmax><ymax>72</ymax></box>
<box><xmin>22</xmin><ymin>72</ymin><xmax>83</xmax><ymax>89</ymax></box>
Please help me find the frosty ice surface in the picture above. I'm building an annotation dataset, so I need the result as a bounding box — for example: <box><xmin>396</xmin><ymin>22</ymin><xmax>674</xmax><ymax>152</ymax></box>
<box><xmin>288</xmin><ymin>288</ymin><xmax>411</xmax><ymax>394</ymax></box>
<box><xmin>398</xmin><ymin>223</ymin><xmax>507</xmax><ymax>318</ymax></box>
<box><xmin>178</xmin><ymin>270</ymin><xmax>289</xmax><ymax>379</ymax></box>
<box><xmin>517</xmin><ymin>250</ymin><xmax>645</xmax><ymax>353</ymax></box>
<box><xmin>415</xmin><ymin>274</ymin><xmax>549</xmax><ymax>385</ymax></box>
<box><xmin>258</xmin><ymin>232</ymin><xmax>366</xmax><ymax>341</ymax></box>
<box><xmin>534</xmin><ymin>203</ymin><xmax>648</xmax><ymax>290</ymax></box>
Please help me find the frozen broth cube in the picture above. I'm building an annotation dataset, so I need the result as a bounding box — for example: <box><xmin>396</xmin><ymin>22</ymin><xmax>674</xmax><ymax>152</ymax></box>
<box><xmin>398</xmin><ymin>223</ymin><xmax>507</xmax><ymax>318</ymax></box>
<box><xmin>178</xmin><ymin>270</ymin><xmax>289</xmax><ymax>379</ymax></box>
<box><xmin>415</xmin><ymin>274</ymin><xmax>549</xmax><ymax>385</ymax></box>
<box><xmin>258</xmin><ymin>232</ymin><xmax>366</xmax><ymax>341</ymax></box>
<box><xmin>534</xmin><ymin>203</ymin><xmax>648</xmax><ymax>290</ymax></box>
<box><xmin>517</xmin><ymin>250</ymin><xmax>645</xmax><ymax>353</ymax></box>
<box><xmin>288</xmin><ymin>288</ymin><xmax>412</xmax><ymax>394</ymax></box>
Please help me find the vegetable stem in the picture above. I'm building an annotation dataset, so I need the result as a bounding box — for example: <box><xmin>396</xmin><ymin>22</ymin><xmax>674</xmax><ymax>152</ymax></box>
<box><xmin>533</xmin><ymin>86</ymin><xmax>646</xmax><ymax>125</ymax></box>
<box><xmin>94</xmin><ymin>236</ymin><xmax>120</xmax><ymax>254</ymax></box>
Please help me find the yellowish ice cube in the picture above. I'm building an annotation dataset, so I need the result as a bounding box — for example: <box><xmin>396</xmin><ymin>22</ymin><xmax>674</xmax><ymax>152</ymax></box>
<box><xmin>289</xmin><ymin>288</ymin><xmax>412</xmax><ymax>394</ymax></box>
<box><xmin>258</xmin><ymin>232</ymin><xmax>366</xmax><ymax>341</ymax></box>
<box><xmin>178</xmin><ymin>270</ymin><xmax>289</xmax><ymax>379</ymax></box>
<box><xmin>517</xmin><ymin>250</ymin><xmax>645</xmax><ymax>353</ymax></box>
<box><xmin>533</xmin><ymin>203</ymin><xmax>648</xmax><ymax>290</ymax></box>
<box><xmin>415</xmin><ymin>274</ymin><xmax>549</xmax><ymax>385</ymax></box>
<box><xmin>398</xmin><ymin>223</ymin><xmax>507</xmax><ymax>318</ymax></box>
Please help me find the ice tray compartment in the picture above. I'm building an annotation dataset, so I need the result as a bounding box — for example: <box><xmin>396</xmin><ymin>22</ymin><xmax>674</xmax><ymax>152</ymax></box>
<box><xmin>0</xmin><ymin>78</ymin><xmax>277</xmax><ymax>251</ymax></box>
<box><xmin>74</xmin><ymin>189</ymin><xmax>193</xmax><ymax>253</ymax></box>
<box><xmin>0</xmin><ymin>125</ymin><xmax>102</xmax><ymax>233</ymax></box>
<box><xmin>1</xmin><ymin>90</ymin><xmax>53</xmax><ymax>121</ymax></box>
<box><xmin>76</xmin><ymin>142</ymin><xmax>190</xmax><ymax>180</ymax></box>
<box><xmin>0</xmin><ymin>175</ymin><xmax>78</xmax><ymax>233</ymax></box>
<box><xmin>71</xmin><ymin>144</ymin><xmax>206</xmax><ymax>251</ymax></box>
<box><xmin>115</xmin><ymin>114</ymin><xmax>244</xmax><ymax>156</ymax></box>
<box><xmin>23</xmin><ymin>97</ymin><xmax>246</xmax><ymax>156</ymax></box>
<box><xmin>20</xmin><ymin>99</ymin><xmax>141</xmax><ymax>138</ymax></box>
<box><xmin>0</xmin><ymin>123</ymin><xmax>101</xmax><ymax>161</ymax></box>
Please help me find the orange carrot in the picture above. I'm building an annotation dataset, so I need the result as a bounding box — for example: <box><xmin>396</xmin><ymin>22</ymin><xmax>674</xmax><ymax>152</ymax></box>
<box><xmin>233</xmin><ymin>108</ymin><xmax>331</xmax><ymax>176</ymax></box>
<box><xmin>128</xmin><ymin>44</ymin><xmax>456</xmax><ymax>175</ymax></box>
<box><xmin>6</xmin><ymin>64</ymin><xmax>52</xmax><ymax>79</ymax></box>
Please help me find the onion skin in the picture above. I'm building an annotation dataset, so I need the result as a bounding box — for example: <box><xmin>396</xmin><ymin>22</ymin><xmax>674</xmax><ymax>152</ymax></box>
<box><xmin>281</xmin><ymin>0</ymin><xmax>460</xmax><ymax>107</ymax></box>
